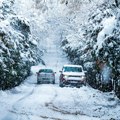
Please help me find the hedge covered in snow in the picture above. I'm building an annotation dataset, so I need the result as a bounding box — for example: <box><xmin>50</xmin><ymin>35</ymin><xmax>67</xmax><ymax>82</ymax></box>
<box><xmin>61</xmin><ymin>1</ymin><xmax>120</xmax><ymax>94</ymax></box>
<box><xmin>0</xmin><ymin>0</ymin><xmax>42</xmax><ymax>89</ymax></box>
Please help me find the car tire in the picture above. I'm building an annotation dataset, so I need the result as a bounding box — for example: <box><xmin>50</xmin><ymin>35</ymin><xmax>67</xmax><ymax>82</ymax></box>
<box><xmin>52</xmin><ymin>81</ymin><xmax>55</xmax><ymax>84</ymax></box>
<box><xmin>37</xmin><ymin>81</ymin><xmax>41</xmax><ymax>84</ymax></box>
<box><xmin>84</xmin><ymin>82</ymin><xmax>87</xmax><ymax>86</ymax></box>
<box><xmin>59</xmin><ymin>82</ymin><xmax>64</xmax><ymax>87</ymax></box>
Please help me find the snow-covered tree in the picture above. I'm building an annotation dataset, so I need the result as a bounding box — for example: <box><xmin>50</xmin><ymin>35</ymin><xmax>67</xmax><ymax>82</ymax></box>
<box><xmin>61</xmin><ymin>0</ymin><xmax>120</xmax><ymax>93</ymax></box>
<box><xmin>0</xmin><ymin>0</ymin><xmax>42</xmax><ymax>89</ymax></box>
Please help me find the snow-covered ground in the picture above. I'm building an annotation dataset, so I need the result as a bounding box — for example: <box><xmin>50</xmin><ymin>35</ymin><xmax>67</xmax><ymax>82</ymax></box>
<box><xmin>0</xmin><ymin>24</ymin><xmax>120</xmax><ymax>120</ymax></box>
<box><xmin>0</xmin><ymin>78</ymin><xmax>120</xmax><ymax>120</ymax></box>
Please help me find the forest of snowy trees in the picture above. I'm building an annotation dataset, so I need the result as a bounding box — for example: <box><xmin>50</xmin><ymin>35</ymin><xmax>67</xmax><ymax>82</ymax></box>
<box><xmin>0</xmin><ymin>0</ymin><xmax>120</xmax><ymax>98</ymax></box>
<box><xmin>60</xmin><ymin>0</ymin><xmax>120</xmax><ymax>97</ymax></box>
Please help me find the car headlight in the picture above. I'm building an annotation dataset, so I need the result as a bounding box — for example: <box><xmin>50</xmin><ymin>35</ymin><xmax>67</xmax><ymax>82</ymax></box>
<box><xmin>63</xmin><ymin>75</ymin><xmax>68</xmax><ymax>79</ymax></box>
<box><xmin>81</xmin><ymin>75</ymin><xmax>85</xmax><ymax>79</ymax></box>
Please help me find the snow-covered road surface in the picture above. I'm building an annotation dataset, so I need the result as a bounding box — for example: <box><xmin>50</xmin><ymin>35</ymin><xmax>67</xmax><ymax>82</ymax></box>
<box><xmin>0</xmin><ymin>18</ymin><xmax>120</xmax><ymax>120</ymax></box>
<box><xmin>1</xmin><ymin>79</ymin><xmax>120</xmax><ymax>120</ymax></box>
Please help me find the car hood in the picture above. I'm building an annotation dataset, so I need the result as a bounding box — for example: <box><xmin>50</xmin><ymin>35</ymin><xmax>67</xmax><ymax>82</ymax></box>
<box><xmin>63</xmin><ymin>72</ymin><xmax>85</xmax><ymax>76</ymax></box>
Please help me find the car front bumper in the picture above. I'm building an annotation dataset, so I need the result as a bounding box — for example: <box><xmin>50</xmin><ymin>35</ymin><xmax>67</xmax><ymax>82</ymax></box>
<box><xmin>63</xmin><ymin>79</ymin><xmax>86</xmax><ymax>87</ymax></box>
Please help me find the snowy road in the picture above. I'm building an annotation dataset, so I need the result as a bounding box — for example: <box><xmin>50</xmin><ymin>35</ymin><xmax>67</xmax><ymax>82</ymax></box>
<box><xmin>1</xmin><ymin>78</ymin><xmax>120</xmax><ymax>120</ymax></box>
<box><xmin>0</xmin><ymin>25</ymin><xmax>120</xmax><ymax>120</ymax></box>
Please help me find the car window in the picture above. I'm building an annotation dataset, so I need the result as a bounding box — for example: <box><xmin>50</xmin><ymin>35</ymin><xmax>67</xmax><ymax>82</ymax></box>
<box><xmin>39</xmin><ymin>69</ymin><xmax>53</xmax><ymax>73</ymax></box>
<box><xmin>63</xmin><ymin>67</ymin><xmax>82</xmax><ymax>72</ymax></box>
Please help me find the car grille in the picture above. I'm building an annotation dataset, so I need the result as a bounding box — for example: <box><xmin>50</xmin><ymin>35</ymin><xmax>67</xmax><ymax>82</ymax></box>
<box><xmin>69</xmin><ymin>75</ymin><xmax>82</xmax><ymax>78</ymax></box>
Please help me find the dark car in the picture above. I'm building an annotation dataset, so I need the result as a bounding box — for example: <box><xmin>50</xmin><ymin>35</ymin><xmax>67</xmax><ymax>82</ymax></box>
<box><xmin>37</xmin><ymin>68</ymin><xmax>55</xmax><ymax>84</ymax></box>
<box><xmin>59</xmin><ymin>65</ymin><xmax>86</xmax><ymax>87</ymax></box>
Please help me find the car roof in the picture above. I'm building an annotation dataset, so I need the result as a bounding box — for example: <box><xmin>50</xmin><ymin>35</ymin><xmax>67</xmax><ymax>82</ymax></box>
<box><xmin>39</xmin><ymin>68</ymin><xmax>53</xmax><ymax>70</ymax></box>
<box><xmin>38</xmin><ymin>68</ymin><xmax>54</xmax><ymax>73</ymax></box>
<box><xmin>40</xmin><ymin>68</ymin><xmax>52</xmax><ymax>69</ymax></box>
<box><xmin>63</xmin><ymin>64</ymin><xmax>83</xmax><ymax>68</ymax></box>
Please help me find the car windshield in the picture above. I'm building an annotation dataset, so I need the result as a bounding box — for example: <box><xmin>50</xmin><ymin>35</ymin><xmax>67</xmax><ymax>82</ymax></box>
<box><xmin>39</xmin><ymin>69</ymin><xmax>53</xmax><ymax>73</ymax></box>
<box><xmin>63</xmin><ymin>67</ymin><xmax>82</xmax><ymax>72</ymax></box>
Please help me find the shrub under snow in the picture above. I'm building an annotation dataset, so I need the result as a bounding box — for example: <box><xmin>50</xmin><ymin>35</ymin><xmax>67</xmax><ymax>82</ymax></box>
<box><xmin>61</xmin><ymin>1</ymin><xmax>120</xmax><ymax>93</ymax></box>
<box><xmin>0</xmin><ymin>0</ymin><xmax>42</xmax><ymax>89</ymax></box>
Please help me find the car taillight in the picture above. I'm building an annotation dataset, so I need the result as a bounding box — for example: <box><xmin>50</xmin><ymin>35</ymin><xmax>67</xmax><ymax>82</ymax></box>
<box><xmin>37</xmin><ymin>73</ymin><xmax>40</xmax><ymax>76</ymax></box>
<box><xmin>52</xmin><ymin>73</ymin><xmax>55</xmax><ymax>76</ymax></box>
<box><xmin>61</xmin><ymin>74</ymin><xmax>65</xmax><ymax>81</ymax></box>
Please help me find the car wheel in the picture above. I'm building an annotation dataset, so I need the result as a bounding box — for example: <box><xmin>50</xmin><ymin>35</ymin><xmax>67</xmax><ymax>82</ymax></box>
<box><xmin>37</xmin><ymin>81</ymin><xmax>41</xmax><ymax>84</ymax></box>
<box><xmin>84</xmin><ymin>82</ymin><xmax>87</xmax><ymax>86</ymax></box>
<box><xmin>52</xmin><ymin>81</ymin><xmax>55</xmax><ymax>84</ymax></box>
<box><xmin>59</xmin><ymin>82</ymin><xmax>64</xmax><ymax>87</ymax></box>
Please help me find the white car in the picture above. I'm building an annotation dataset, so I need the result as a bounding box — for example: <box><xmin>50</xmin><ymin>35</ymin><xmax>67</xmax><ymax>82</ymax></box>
<box><xmin>59</xmin><ymin>65</ymin><xmax>86</xmax><ymax>87</ymax></box>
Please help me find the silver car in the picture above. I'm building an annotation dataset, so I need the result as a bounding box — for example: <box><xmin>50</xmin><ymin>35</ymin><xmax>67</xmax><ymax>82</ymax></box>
<box><xmin>37</xmin><ymin>69</ymin><xmax>55</xmax><ymax>84</ymax></box>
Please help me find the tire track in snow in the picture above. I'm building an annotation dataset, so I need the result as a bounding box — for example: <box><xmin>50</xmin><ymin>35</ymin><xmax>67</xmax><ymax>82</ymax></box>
<box><xmin>70</xmin><ymin>88</ymin><xmax>102</xmax><ymax>118</ymax></box>
<box><xmin>16</xmin><ymin>85</ymin><xmax>36</xmax><ymax>102</ymax></box>
<box><xmin>9</xmin><ymin>86</ymin><xmax>69</xmax><ymax>120</ymax></box>
<box><xmin>46</xmin><ymin>88</ymin><xmax>90</xmax><ymax>116</ymax></box>
<box><xmin>9</xmin><ymin>109</ymin><xmax>69</xmax><ymax>120</ymax></box>
<box><xmin>43</xmin><ymin>87</ymin><xmax>94</xmax><ymax>119</ymax></box>
<box><xmin>5</xmin><ymin>84</ymin><xmax>37</xmax><ymax>120</ymax></box>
